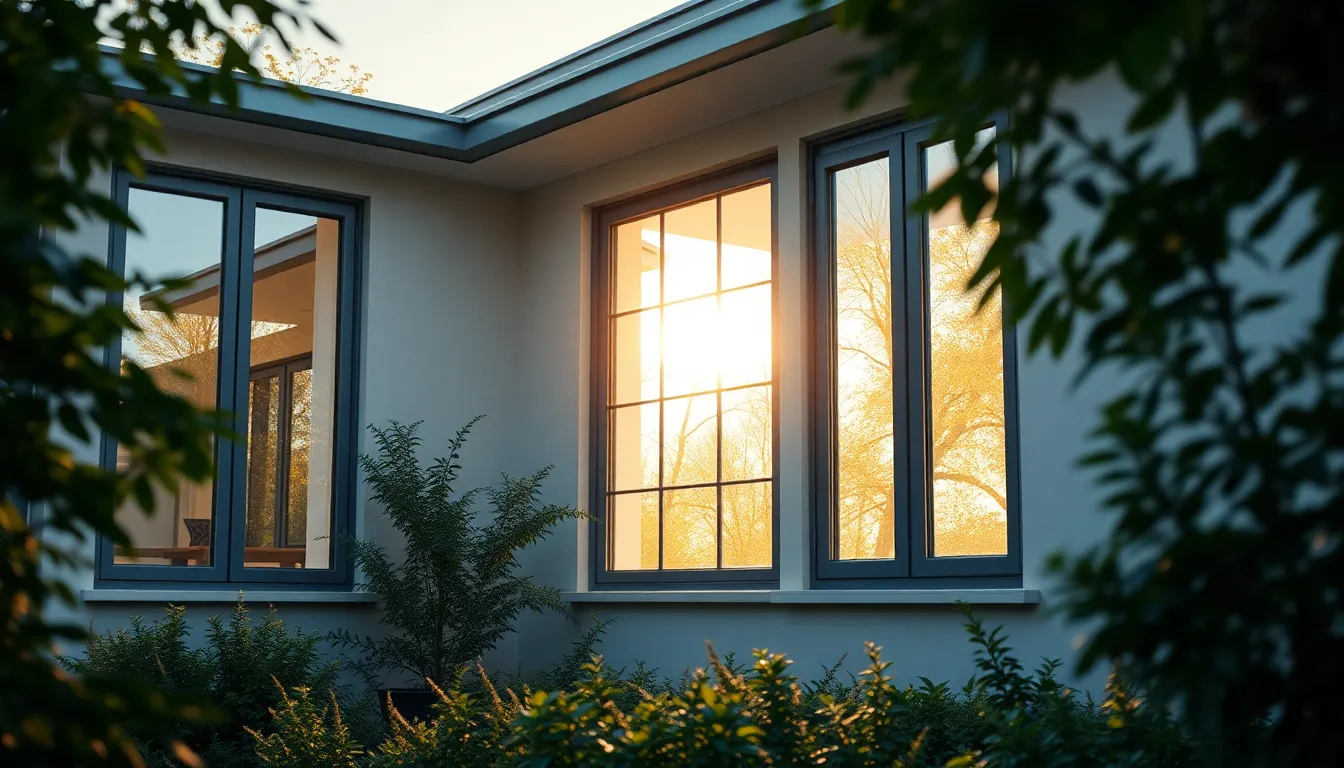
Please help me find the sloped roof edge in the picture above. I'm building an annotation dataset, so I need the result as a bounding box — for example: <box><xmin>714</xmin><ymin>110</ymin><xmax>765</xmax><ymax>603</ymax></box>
<box><xmin>100</xmin><ymin>0</ymin><xmax>836</xmax><ymax>164</ymax></box>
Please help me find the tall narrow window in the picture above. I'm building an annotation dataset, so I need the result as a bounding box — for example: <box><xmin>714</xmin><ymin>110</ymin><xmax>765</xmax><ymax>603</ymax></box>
<box><xmin>111</xmin><ymin>188</ymin><xmax>226</xmax><ymax>568</ymax></box>
<box><xmin>99</xmin><ymin>170</ymin><xmax>360</xmax><ymax>587</ymax></box>
<box><xmin>596</xmin><ymin>163</ymin><xmax>776</xmax><ymax>585</ymax></box>
<box><xmin>813</xmin><ymin>120</ymin><xmax>1019</xmax><ymax>584</ymax></box>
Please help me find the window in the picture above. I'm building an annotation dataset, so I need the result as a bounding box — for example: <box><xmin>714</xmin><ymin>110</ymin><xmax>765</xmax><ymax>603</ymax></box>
<box><xmin>98</xmin><ymin>170</ymin><xmax>360</xmax><ymax>586</ymax></box>
<box><xmin>592</xmin><ymin>162</ymin><xmax>777</xmax><ymax>586</ymax></box>
<box><xmin>812</xmin><ymin>118</ymin><xmax>1020</xmax><ymax>584</ymax></box>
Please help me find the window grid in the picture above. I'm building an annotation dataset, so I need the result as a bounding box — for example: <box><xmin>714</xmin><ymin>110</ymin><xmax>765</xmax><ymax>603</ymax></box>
<box><xmin>605</xmin><ymin>187</ymin><xmax>773</xmax><ymax>573</ymax></box>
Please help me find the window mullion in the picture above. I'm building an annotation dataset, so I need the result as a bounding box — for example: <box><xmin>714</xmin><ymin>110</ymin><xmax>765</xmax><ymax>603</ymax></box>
<box><xmin>226</xmin><ymin>192</ymin><xmax>259</xmax><ymax>579</ymax></box>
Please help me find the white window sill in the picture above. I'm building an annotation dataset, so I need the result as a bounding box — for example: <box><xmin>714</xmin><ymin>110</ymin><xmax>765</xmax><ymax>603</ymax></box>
<box><xmin>563</xmin><ymin>589</ymin><xmax>1040</xmax><ymax>605</ymax></box>
<box><xmin>81</xmin><ymin>589</ymin><xmax>379</xmax><ymax>605</ymax></box>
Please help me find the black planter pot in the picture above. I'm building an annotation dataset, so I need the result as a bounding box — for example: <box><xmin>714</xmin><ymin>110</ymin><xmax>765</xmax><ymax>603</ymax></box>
<box><xmin>379</xmin><ymin>687</ymin><xmax>438</xmax><ymax>724</ymax></box>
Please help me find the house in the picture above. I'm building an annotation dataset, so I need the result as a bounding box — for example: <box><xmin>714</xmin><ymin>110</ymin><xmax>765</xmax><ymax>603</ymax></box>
<box><xmin>52</xmin><ymin>0</ymin><xmax>1153</xmax><ymax>688</ymax></box>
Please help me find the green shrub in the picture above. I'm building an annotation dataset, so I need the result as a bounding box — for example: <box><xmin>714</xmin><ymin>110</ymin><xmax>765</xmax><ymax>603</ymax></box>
<box><xmin>331</xmin><ymin>419</ymin><xmax>584</xmax><ymax>689</ymax></box>
<box><xmin>248</xmin><ymin>686</ymin><xmax>364</xmax><ymax>768</ymax></box>
<box><xmin>251</xmin><ymin>612</ymin><xmax>1204</xmax><ymax>767</ymax></box>
<box><xmin>66</xmin><ymin>599</ymin><xmax>372</xmax><ymax>767</ymax></box>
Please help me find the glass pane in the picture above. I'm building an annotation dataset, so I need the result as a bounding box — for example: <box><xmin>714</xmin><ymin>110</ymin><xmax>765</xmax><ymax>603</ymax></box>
<box><xmin>722</xmin><ymin>482</ymin><xmax>771</xmax><ymax>568</ymax></box>
<box><xmin>610</xmin><ymin>403</ymin><xmax>659</xmax><ymax>491</ymax></box>
<box><xmin>663</xmin><ymin>486</ymin><xmax>716</xmax><ymax>569</ymax></box>
<box><xmin>718</xmin><ymin>285</ymin><xmax>771</xmax><ymax>388</ymax></box>
<box><xmin>663</xmin><ymin>200</ymin><xmax>717</xmax><ymax>302</ymax></box>
<box><xmin>612</xmin><ymin>309</ymin><xmax>660</xmax><ymax>404</ymax></box>
<box><xmin>113</xmin><ymin>189</ymin><xmax>224</xmax><ymax>567</ymax></box>
<box><xmin>721</xmin><ymin>386</ymin><xmax>770</xmax><ymax>482</ymax></box>
<box><xmin>925</xmin><ymin>130</ymin><xmax>1008</xmax><ymax>557</ymax></box>
<box><xmin>834</xmin><ymin>158</ymin><xmax>896</xmax><ymax>561</ymax></box>
<box><xmin>613</xmin><ymin>216</ymin><xmax>660</xmax><ymax>314</ymax></box>
<box><xmin>286</xmin><ymin>368</ymin><xmax>313</xmax><ymax>546</ymax></box>
<box><xmin>720</xmin><ymin>184</ymin><xmax>771</xmax><ymax>289</ymax></box>
<box><xmin>244</xmin><ymin>209</ymin><xmax>339</xmax><ymax>569</ymax></box>
<box><xmin>662</xmin><ymin>395</ymin><xmax>717</xmax><ymax>488</ymax></box>
<box><xmin>245</xmin><ymin>375</ymin><xmax>281</xmax><ymax>548</ymax></box>
<box><xmin>610</xmin><ymin>492</ymin><xmax>658</xmax><ymax>571</ymax></box>
<box><xmin>663</xmin><ymin>296</ymin><xmax>719</xmax><ymax>397</ymax></box>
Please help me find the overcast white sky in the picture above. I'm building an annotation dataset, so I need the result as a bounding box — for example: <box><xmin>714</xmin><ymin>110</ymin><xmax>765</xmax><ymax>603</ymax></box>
<box><xmin>272</xmin><ymin>0</ymin><xmax>687</xmax><ymax>111</ymax></box>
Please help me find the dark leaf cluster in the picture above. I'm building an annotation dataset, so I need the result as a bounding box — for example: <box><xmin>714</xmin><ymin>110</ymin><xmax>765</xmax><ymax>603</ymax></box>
<box><xmin>816</xmin><ymin>0</ymin><xmax>1344</xmax><ymax>762</ymax></box>
<box><xmin>1</xmin><ymin>0</ymin><xmax>328</xmax><ymax>763</ymax></box>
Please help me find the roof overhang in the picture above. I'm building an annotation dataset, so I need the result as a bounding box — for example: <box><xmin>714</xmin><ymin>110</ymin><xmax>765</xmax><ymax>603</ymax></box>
<box><xmin>103</xmin><ymin>0</ymin><xmax>838</xmax><ymax>165</ymax></box>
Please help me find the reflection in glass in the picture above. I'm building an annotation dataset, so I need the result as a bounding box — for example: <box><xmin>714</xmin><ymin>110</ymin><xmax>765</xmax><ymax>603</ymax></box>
<box><xmin>241</xmin><ymin>208</ymin><xmax>339</xmax><ymax>569</ymax></box>
<box><xmin>613</xmin><ymin>215</ymin><xmax>660</xmax><ymax>314</ymax></box>
<box><xmin>612</xmin><ymin>309</ymin><xmax>660</xmax><ymax>404</ymax></box>
<box><xmin>721</xmin><ymin>386</ymin><xmax>771</xmax><ymax>482</ymax></box>
<box><xmin>925</xmin><ymin>130</ymin><xmax>1008</xmax><ymax>557</ymax></box>
<box><xmin>833</xmin><ymin>159</ymin><xmax>896</xmax><ymax>560</ymax></box>
<box><xmin>663</xmin><ymin>486</ymin><xmax>716</xmax><ymax>570</ymax></box>
<box><xmin>663</xmin><ymin>200</ymin><xmax>717</xmax><ymax>302</ymax></box>
<box><xmin>113</xmin><ymin>189</ymin><xmax>224</xmax><ymax>566</ymax></box>
<box><xmin>606</xmin><ymin>182</ymin><xmax>775</xmax><ymax>572</ymax></box>
<box><xmin>610</xmin><ymin>492</ymin><xmax>658</xmax><ymax>571</ymax></box>
<box><xmin>663</xmin><ymin>297</ymin><xmax>719</xmax><ymax>396</ymax></box>
<box><xmin>722</xmin><ymin>482</ymin><xmax>771</xmax><ymax>568</ymax></box>
<box><xmin>719</xmin><ymin>285</ymin><xmax>771</xmax><ymax>388</ymax></box>
<box><xmin>246</xmin><ymin>375</ymin><xmax>281</xmax><ymax>547</ymax></box>
<box><xmin>610</xmin><ymin>402</ymin><xmax>659</xmax><ymax>491</ymax></box>
<box><xmin>662</xmin><ymin>395</ymin><xmax>717</xmax><ymax>487</ymax></box>
<box><xmin>720</xmin><ymin>185</ymin><xmax>771</xmax><ymax>289</ymax></box>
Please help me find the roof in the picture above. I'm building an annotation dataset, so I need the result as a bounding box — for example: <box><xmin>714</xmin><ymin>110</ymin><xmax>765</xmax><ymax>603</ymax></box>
<box><xmin>101</xmin><ymin>0</ymin><xmax>837</xmax><ymax>164</ymax></box>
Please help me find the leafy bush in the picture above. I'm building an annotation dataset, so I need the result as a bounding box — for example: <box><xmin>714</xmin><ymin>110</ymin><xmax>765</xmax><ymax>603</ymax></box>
<box><xmin>331</xmin><ymin>419</ymin><xmax>583</xmax><ymax>689</ymax></box>
<box><xmin>65</xmin><ymin>599</ymin><xmax>371</xmax><ymax>768</ymax></box>
<box><xmin>253</xmin><ymin>612</ymin><xmax>1205</xmax><ymax>767</ymax></box>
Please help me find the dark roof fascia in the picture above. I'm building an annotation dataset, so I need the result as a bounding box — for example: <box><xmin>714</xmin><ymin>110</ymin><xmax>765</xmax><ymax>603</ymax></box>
<box><xmin>99</xmin><ymin>0</ymin><xmax>837</xmax><ymax>164</ymax></box>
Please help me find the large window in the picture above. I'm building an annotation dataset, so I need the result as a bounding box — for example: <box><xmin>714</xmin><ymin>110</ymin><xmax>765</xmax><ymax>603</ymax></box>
<box><xmin>592</xmin><ymin>162</ymin><xmax>777</xmax><ymax>586</ymax></box>
<box><xmin>813</xmin><ymin>119</ymin><xmax>1020</xmax><ymax>584</ymax></box>
<box><xmin>99</xmin><ymin>170</ymin><xmax>359</xmax><ymax>586</ymax></box>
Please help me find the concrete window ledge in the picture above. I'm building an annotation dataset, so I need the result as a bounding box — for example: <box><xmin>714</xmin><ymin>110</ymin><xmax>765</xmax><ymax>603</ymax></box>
<box><xmin>81</xmin><ymin>589</ymin><xmax>379</xmax><ymax>606</ymax></box>
<box><xmin>563</xmin><ymin>589</ymin><xmax>1041</xmax><ymax>606</ymax></box>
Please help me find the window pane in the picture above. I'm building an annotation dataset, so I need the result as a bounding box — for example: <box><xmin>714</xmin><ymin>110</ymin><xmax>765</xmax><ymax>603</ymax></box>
<box><xmin>113</xmin><ymin>189</ymin><xmax>224</xmax><ymax>567</ymax></box>
<box><xmin>663</xmin><ymin>486</ymin><xmax>716</xmax><ymax>569</ymax></box>
<box><xmin>612</xmin><ymin>309</ymin><xmax>660</xmax><ymax>404</ymax></box>
<box><xmin>610</xmin><ymin>403</ymin><xmax>659</xmax><ymax>491</ymax></box>
<box><xmin>243</xmin><ymin>209</ymin><xmax>339</xmax><ymax>570</ymax></box>
<box><xmin>246</xmin><ymin>375</ymin><xmax>281</xmax><ymax>548</ymax></box>
<box><xmin>662</xmin><ymin>395</ymin><xmax>717</xmax><ymax>488</ymax></box>
<box><xmin>925</xmin><ymin>130</ymin><xmax>1008</xmax><ymax>557</ymax></box>
<box><xmin>722</xmin><ymin>482</ymin><xmax>771</xmax><ymax>568</ymax></box>
<box><xmin>721</xmin><ymin>386</ymin><xmax>770</xmax><ymax>482</ymax></box>
<box><xmin>721</xmin><ymin>184</ymin><xmax>771</xmax><ymax>289</ymax></box>
<box><xmin>719</xmin><ymin>285</ymin><xmax>771</xmax><ymax>388</ymax></box>
<box><xmin>663</xmin><ymin>296</ymin><xmax>718</xmax><ymax>396</ymax></box>
<box><xmin>663</xmin><ymin>200</ymin><xmax>716</xmax><ymax>302</ymax></box>
<box><xmin>286</xmin><ymin>368</ymin><xmax>313</xmax><ymax>546</ymax></box>
<box><xmin>833</xmin><ymin>158</ymin><xmax>896</xmax><ymax>561</ymax></box>
<box><xmin>610</xmin><ymin>492</ymin><xmax>658</xmax><ymax>571</ymax></box>
<box><xmin>614</xmin><ymin>216</ymin><xmax>659</xmax><ymax>314</ymax></box>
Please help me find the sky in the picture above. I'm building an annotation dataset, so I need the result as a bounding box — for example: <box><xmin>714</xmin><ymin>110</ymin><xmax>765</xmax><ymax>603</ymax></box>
<box><xmin>267</xmin><ymin>0</ymin><xmax>688</xmax><ymax>111</ymax></box>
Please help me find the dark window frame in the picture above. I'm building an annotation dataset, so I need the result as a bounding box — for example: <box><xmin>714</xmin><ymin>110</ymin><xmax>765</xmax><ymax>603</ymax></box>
<box><xmin>590</xmin><ymin>159</ymin><xmax>780</xmax><ymax>588</ymax></box>
<box><xmin>810</xmin><ymin>116</ymin><xmax>1023</xmax><ymax>588</ymax></box>
<box><xmin>96</xmin><ymin>167</ymin><xmax>363</xmax><ymax>589</ymax></box>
